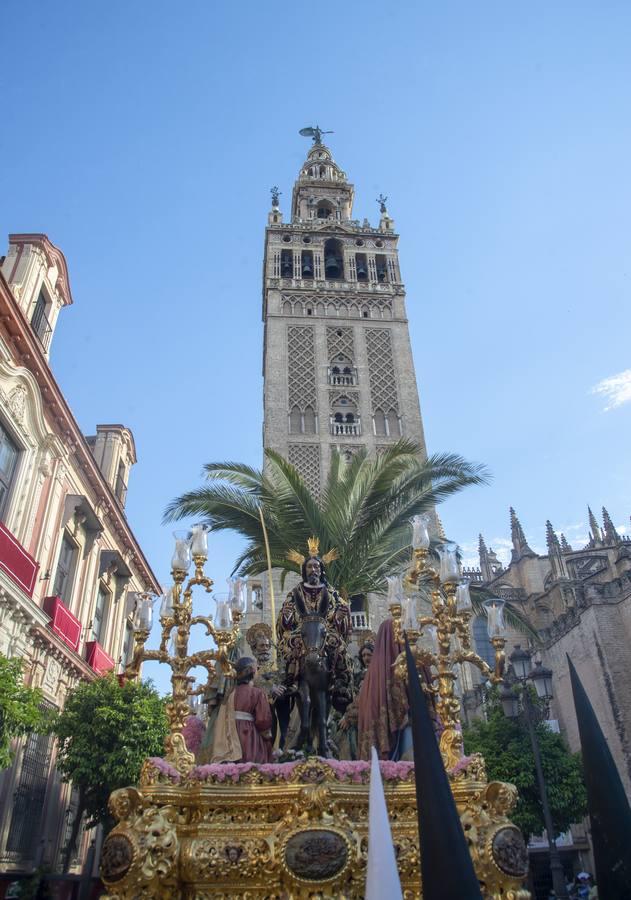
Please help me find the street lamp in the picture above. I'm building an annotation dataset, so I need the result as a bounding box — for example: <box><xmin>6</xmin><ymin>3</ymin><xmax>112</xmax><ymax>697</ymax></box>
<box><xmin>502</xmin><ymin>645</ymin><xmax>567</xmax><ymax>899</ymax></box>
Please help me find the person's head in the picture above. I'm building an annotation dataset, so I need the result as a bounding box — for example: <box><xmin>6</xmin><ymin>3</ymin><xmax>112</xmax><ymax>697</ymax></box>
<box><xmin>246</xmin><ymin>623</ymin><xmax>273</xmax><ymax>664</ymax></box>
<box><xmin>359</xmin><ymin>640</ymin><xmax>374</xmax><ymax>668</ymax></box>
<box><xmin>302</xmin><ymin>555</ymin><xmax>327</xmax><ymax>586</ymax></box>
<box><xmin>235</xmin><ymin>656</ymin><xmax>257</xmax><ymax>683</ymax></box>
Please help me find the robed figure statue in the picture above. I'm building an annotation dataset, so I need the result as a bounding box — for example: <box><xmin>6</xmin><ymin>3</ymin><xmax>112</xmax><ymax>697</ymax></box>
<box><xmin>277</xmin><ymin>538</ymin><xmax>352</xmax><ymax>755</ymax></box>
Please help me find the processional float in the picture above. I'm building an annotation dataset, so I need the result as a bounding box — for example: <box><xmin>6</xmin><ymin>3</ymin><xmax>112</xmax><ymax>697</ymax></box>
<box><xmin>99</xmin><ymin>518</ymin><xmax>530</xmax><ymax>899</ymax></box>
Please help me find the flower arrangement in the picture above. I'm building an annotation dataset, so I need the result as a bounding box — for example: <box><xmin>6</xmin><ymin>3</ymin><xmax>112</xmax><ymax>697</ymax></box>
<box><xmin>182</xmin><ymin>715</ymin><xmax>205</xmax><ymax>754</ymax></box>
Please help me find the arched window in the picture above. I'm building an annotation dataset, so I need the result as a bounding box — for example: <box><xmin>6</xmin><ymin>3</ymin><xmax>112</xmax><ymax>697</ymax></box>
<box><xmin>345</xmin><ymin>412</ymin><xmax>355</xmax><ymax>423</ymax></box>
<box><xmin>280</xmin><ymin>249</ymin><xmax>293</xmax><ymax>277</ymax></box>
<box><xmin>289</xmin><ymin>406</ymin><xmax>302</xmax><ymax>434</ymax></box>
<box><xmin>317</xmin><ymin>200</ymin><xmax>334</xmax><ymax>219</ymax></box>
<box><xmin>301</xmin><ymin>250</ymin><xmax>313</xmax><ymax>279</ymax></box>
<box><xmin>304</xmin><ymin>406</ymin><xmax>316</xmax><ymax>434</ymax></box>
<box><xmin>374</xmin><ymin>409</ymin><xmax>386</xmax><ymax>436</ymax></box>
<box><xmin>334</xmin><ymin>412</ymin><xmax>344</xmax><ymax>423</ymax></box>
<box><xmin>386</xmin><ymin>412</ymin><xmax>401</xmax><ymax>436</ymax></box>
<box><xmin>472</xmin><ymin>616</ymin><xmax>495</xmax><ymax>669</ymax></box>
<box><xmin>355</xmin><ymin>253</ymin><xmax>368</xmax><ymax>281</ymax></box>
<box><xmin>324</xmin><ymin>238</ymin><xmax>344</xmax><ymax>280</ymax></box>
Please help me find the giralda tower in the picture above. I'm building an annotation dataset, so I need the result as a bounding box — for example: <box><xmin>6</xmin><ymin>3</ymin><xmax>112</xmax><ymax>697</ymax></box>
<box><xmin>244</xmin><ymin>131</ymin><xmax>431</xmax><ymax>632</ymax></box>
<box><xmin>262</xmin><ymin>130</ymin><xmax>428</xmax><ymax>496</ymax></box>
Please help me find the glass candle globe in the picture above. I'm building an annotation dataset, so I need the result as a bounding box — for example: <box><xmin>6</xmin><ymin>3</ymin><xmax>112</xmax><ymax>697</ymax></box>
<box><xmin>172</xmin><ymin>531</ymin><xmax>192</xmax><ymax>573</ymax></box>
<box><xmin>190</xmin><ymin>523</ymin><xmax>210</xmax><ymax>557</ymax></box>
<box><xmin>214</xmin><ymin>596</ymin><xmax>233</xmax><ymax>630</ymax></box>
<box><xmin>411</xmin><ymin>513</ymin><xmax>431</xmax><ymax>550</ymax></box>
<box><xmin>483</xmin><ymin>598</ymin><xmax>506</xmax><ymax>638</ymax></box>
<box><xmin>456</xmin><ymin>580</ymin><xmax>472</xmax><ymax>612</ymax></box>
<box><xmin>435</xmin><ymin>542</ymin><xmax>460</xmax><ymax>584</ymax></box>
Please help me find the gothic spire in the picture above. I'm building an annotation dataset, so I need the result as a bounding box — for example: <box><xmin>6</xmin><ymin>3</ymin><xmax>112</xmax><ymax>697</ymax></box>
<box><xmin>478</xmin><ymin>534</ymin><xmax>492</xmax><ymax>581</ymax></box>
<box><xmin>546</xmin><ymin>520</ymin><xmax>560</xmax><ymax>552</ymax></box>
<box><xmin>509</xmin><ymin>507</ymin><xmax>536</xmax><ymax>562</ymax></box>
<box><xmin>588</xmin><ymin>506</ymin><xmax>603</xmax><ymax>546</ymax></box>
<box><xmin>602</xmin><ymin>507</ymin><xmax>620</xmax><ymax>545</ymax></box>
<box><xmin>546</xmin><ymin>520</ymin><xmax>568</xmax><ymax>580</ymax></box>
<box><xmin>560</xmin><ymin>533</ymin><xmax>573</xmax><ymax>553</ymax></box>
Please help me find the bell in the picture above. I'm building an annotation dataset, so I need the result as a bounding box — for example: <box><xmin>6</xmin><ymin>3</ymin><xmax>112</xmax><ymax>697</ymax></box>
<box><xmin>325</xmin><ymin>255</ymin><xmax>340</xmax><ymax>278</ymax></box>
<box><xmin>302</xmin><ymin>260</ymin><xmax>313</xmax><ymax>277</ymax></box>
<box><xmin>356</xmin><ymin>262</ymin><xmax>368</xmax><ymax>279</ymax></box>
<box><xmin>281</xmin><ymin>258</ymin><xmax>293</xmax><ymax>276</ymax></box>
<box><xmin>377</xmin><ymin>266</ymin><xmax>387</xmax><ymax>282</ymax></box>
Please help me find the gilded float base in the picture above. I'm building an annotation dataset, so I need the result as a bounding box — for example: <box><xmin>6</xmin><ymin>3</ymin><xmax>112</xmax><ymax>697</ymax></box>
<box><xmin>100</xmin><ymin>756</ymin><xmax>530</xmax><ymax>899</ymax></box>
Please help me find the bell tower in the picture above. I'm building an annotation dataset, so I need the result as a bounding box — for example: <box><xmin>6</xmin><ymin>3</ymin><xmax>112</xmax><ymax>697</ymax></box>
<box><xmin>262</xmin><ymin>131</ymin><xmax>428</xmax><ymax>496</ymax></box>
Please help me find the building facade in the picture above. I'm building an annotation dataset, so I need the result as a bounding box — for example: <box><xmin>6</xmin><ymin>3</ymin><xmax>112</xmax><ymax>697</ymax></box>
<box><xmin>0</xmin><ymin>234</ymin><xmax>160</xmax><ymax>889</ymax></box>
<box><xmin>465</xmin><ymin>505</ymin><xmax>631</xmax><ymax>795</ymax></box>
<box><xmin>246</xmin><ymin>136</ymin><xmax>430</xmax><ymax>633</ymax></box>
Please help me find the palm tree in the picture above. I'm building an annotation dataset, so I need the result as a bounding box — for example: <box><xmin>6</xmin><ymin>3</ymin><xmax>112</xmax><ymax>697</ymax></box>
<box><xmin>165</xmin><ymin>440</ymin><xmax>537</xmax><ymax>637</ymax></box>
<box><xmin>165</xmin><ymin>440</ymin><xmax>488</xmax><ymax>597</ymax></box>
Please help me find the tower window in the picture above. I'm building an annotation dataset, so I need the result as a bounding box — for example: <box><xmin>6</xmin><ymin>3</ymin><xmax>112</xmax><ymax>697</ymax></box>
<box><xmin>324</xmin><ymin>239</ymin><xmax>344</xmax><ymax>280</ymax></box>
<box><xmin>289</xmin><ymin>407</ymin><xmax>302</xmax><ymax>434</ymax></box>
<box><xmin>301</xmin><ymin>250</ymin><xmax>314</xmax><ymax>279</ymax></box>
<box><xmin>376</xmin><ymin>254</ymin><xmax>388</xmax><ymax>283</ymax></box>
<box><xmin>282</xmin><ymin>234</ymin><xmax>292</xmax><ymax>243</ymax></box>
<box><xmin>355</xmin><ymin>253</ymin><xmax>368</xmax><ymax>281</ymax></box>
<box><xmin>362</xmin><ymin>310</ymin><xmax>369</xmax><ymax>318</ymax></box>
<box><xmin>304</xmin><ymin>406</ymin><xmax>316</xmax><ymax>434</ymax></box>
<box><xmin>281</xmin><ymin>249</ymin><xmax>293</xmax><ymax>277</ymax></box>
<box><xmin>317</xmin><ymin>200</ymin><xmax>334</xmax><ymax>220</ymax></box>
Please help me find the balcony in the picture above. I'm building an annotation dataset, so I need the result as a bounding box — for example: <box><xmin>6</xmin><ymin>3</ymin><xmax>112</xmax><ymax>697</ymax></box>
<box><xmin>31</xmin><ymin>303</ymin><xmax>53</xmax><ymax>351</ymax></box>
<box><xmin>85</xmin><ymin>640</ymin><xmax>115</xmax><ymax>674</ymax></box>
<box><xmin>330</xmin><ymin>419</ymin><xmax>361</xmax><ymax>437</ymax></box>
<box><xmin>0</xmin><ymin>520</ymin><xmax>39</xmax><ymax>596</ymax></box>
<box><xmin>351</xmin><ymin>611</ymin><xmax>370</xmax><ymax>630</ymax></box>
<box><xmin>43</xmin><ymin>595</ymin><xmax>81</xmax><ymax>652</ymax></box>
<box><xmin>328</xmin><ymin>367</ymin><xmax>357</xmax><ymax>387</ymax></box>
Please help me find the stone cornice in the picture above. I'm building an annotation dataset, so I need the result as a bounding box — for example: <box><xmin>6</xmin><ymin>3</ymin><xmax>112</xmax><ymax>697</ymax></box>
<box><xmin>8</xmin><ymin>233</ymin><xmax>74</xmax><ymax>307</ymax></box>
<box><xmin>0</xmin><ymin>274</ymin><xmax>160</xmax><ymax>593</ymax></box>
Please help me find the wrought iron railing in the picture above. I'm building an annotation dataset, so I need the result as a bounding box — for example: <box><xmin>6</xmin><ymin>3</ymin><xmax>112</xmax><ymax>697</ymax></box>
<box><xmin>31</xmin><ymin>303</ymin><xmax>53</xmax><ymax>351</ymax></box>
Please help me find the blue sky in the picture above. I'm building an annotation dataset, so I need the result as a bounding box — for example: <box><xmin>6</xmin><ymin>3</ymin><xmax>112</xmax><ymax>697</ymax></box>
<box><xmin>2</xmin><ymin>2</ymin><xmax>630</xmax><ymax>692</ymax></box>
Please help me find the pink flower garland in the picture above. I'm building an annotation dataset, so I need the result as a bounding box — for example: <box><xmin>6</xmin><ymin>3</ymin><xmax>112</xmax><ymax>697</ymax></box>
<box><xmin>182</xmin><ymin>715</ymin><xmax>205</xmax><ymax>754</ymax></box>
<box><xmin>145</xmin><ymin>754</ymin><xmax>472</xmax><ymax>785</ymax></box>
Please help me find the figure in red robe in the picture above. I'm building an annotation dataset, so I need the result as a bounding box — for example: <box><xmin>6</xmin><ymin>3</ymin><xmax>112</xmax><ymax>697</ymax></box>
<box><xmin>210</xmin><ymin>657</ymin><xmax>273</xmax><ymax>764</ymax></box>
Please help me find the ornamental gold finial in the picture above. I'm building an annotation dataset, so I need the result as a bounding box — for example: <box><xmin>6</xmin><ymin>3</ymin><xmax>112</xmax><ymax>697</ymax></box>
<box><xmin>307</xmin><ymin>536</ymin><xmax>320</xmax><ymax>557</ymax></box>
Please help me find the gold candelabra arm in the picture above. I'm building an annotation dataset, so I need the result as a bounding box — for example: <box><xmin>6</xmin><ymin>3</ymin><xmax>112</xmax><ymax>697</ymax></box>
<box><xmin>490</xmin><ymin>636</ymin><xmax>506</xmax><ymax>683</ymax></box>
<box><xmin>189</xmin><ymin>614</ymin><xmax>217</xmax><ymax>636</ymax></box>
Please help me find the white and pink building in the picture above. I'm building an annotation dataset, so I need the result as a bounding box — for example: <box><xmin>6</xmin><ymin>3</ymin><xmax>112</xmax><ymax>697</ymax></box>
<box><xmin>0</xmin><ymin>234</ymin><xmax>159</xmax><ymax>891</ymax></box>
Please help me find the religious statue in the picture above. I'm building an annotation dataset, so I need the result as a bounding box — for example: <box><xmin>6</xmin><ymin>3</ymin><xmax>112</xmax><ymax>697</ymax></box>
<box><xmin>277</xmin><ymin>538</ymin><xmax>352</xmax><ymax>754</ymax></box>
<box><xmin>376</xmin><ymin>193</ymin><xmax>388</xmax><ymax>214</ymax></box>
<box><xmin>209</xmin><ymin>657</ymin><xmax>273</xmax><ymax>764</ymax></box>
<box><xmin>331</xmin><ymin>634</ymin><xmax>375</xmax><ymax>759</ymax></box>
<box><xmin>246</xmin><ymin>622</ymin><xmax>291</xmax><ymax>748</ymax></box>
<box><xmin>197</xmin><ymin>648</ymin><xmax>238</xmax><ymax>764</ymax></box>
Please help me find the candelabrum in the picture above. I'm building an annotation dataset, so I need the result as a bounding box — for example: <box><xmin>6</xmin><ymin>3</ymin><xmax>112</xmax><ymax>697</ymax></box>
<box><xmin>392</xmin><ymin>513</ymin><xmax>507</xmax><ymax>770</ymax></box>
<box><xmin>127</xmin><ymin>525</ymin><xmax>244</xmax><ymax>775</ymax></box>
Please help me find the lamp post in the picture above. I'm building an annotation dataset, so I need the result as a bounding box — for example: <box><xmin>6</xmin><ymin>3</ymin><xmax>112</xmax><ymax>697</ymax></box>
<box><xmin>501</xmin><ymin>646</ymin><xmax>566</xmax><ymax>899</ymax></box>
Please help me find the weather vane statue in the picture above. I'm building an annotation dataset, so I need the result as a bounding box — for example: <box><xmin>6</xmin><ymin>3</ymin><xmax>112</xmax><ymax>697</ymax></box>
<box><xmin>299</xmin><ymin>125</ymin><xmax>334</xmax><ymax>145</ymax></box>
<box><xmin>376</xmin><ymin>193</ymin><xmax>388</xmax><ymax>214</ymax></box>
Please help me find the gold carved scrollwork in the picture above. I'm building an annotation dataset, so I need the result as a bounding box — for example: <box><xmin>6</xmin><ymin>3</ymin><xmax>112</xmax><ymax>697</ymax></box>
<box><xmin>100</xmin><ymin>790</ymin><xmax>179</xmax><ymax>900</ymax></box>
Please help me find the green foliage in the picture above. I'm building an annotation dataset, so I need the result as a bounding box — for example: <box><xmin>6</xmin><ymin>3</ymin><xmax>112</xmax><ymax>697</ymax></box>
<box><xmin>463</xmin><ymin>689</ymin><xmax>587</xmax><ymax>840</ymax></box>
<box><xmin>165</xmin><ymin>440</ymin><xmax>489</xmax><ymax>599</ymax></box>
<box><xmin>0</xmin><ymin>653</ymin><xmax>50</xmax><ymax>770</ymax></box>
<box><xmin>54</xmin><ymin>674</ymin><xmax>168</xmax><ymax>828</ymax></box>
